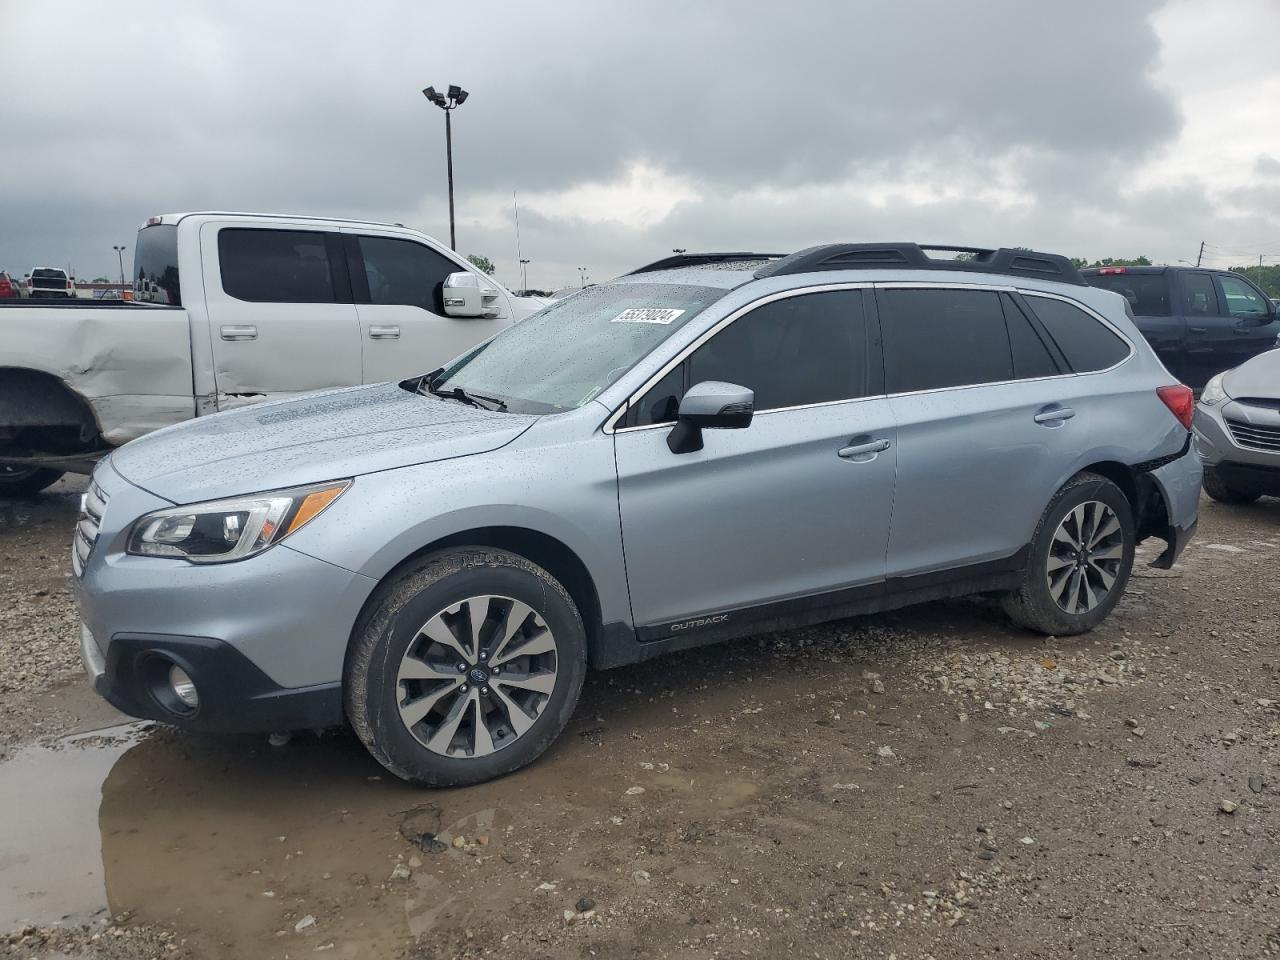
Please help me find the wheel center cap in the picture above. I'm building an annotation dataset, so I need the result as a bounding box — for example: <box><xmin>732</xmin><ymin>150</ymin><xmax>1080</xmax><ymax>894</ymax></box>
<box><xmin>469</xmin><ymin>666</ymin><xmax>489</xmax><ymax>685</ymax></box>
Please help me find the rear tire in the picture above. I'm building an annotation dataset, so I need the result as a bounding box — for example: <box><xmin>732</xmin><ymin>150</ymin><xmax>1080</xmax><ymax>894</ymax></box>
<box><xmin>1202</xmin><ymin>466</ymin><xmax>1261</xmax><ymax>505</ymax></box>
<box><xmin>1002</xmin><ymin>472</ymin><xmax>1135</xmax><ymax>636</ymax></box>
<box><xmin>0</xmin><ymin>466</ymin><xmax>65</xmax><ymax>497</ymax></box>
<box><xmin>345</xmin><ymin>547</ymin><xmax>587</xmax><ymax>787</ymax></box>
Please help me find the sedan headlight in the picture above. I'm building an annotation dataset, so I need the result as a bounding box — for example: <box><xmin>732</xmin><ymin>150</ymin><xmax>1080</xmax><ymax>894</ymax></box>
<box><xmin>1199</xmin><ymin>373</ymin><xmax>1228</xmax><ymax>406</ymax></box>
<box><xmin>127</xmin><ymin>480</ymin><xmax>350</xmax><ymax>562</ymax></box>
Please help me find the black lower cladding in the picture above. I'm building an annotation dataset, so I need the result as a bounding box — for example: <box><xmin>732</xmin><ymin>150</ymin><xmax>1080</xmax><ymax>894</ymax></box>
<box><xmin>1216</xmin><ymin>460</ymin><xmax>1280</xmax><ymax>496</ymax></box>
<box><xmin>97</xmin><ymin>633</ymin><xmax>344</xmax><ymax>733</ymax></box>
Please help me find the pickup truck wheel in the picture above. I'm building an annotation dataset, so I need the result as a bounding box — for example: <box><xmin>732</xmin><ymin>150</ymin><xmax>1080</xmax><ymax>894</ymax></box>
<box><xmin>345</xmin><ymin>547</ymin><xmax>587</xmax><ymax>787</ymax></box>
<box><xmin>0</xmin><ymin>466</ymin><xmax>65</xmax><ymax>497</ymax></box>
<box><xmin>1001</xmin><ymin>472</ymin><xmax>1135</xmax><ymax>636</ymax></box>
<box><xmin>1202</xmin><ymin>466</ymin><xmax>1261</xmax><ymax>505</ymax></box>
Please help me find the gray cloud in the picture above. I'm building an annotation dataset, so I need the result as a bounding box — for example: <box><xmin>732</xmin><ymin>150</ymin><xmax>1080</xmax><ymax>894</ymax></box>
<box><xmin>0</xmin><ymin>0</ymin><xmax>1272</xmax><ymax>286</ymax></box>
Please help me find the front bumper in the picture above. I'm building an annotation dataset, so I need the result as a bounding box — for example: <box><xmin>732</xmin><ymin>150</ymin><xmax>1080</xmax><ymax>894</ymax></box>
<box><xmin>73</xmin><ymin>460</ymin><xmax>377</xmax><ymax>733</ymax></box>
<box><xmin>79</xmin><ymin>622</ymin><xmax>343</xmax><ymax>732</ymax></box>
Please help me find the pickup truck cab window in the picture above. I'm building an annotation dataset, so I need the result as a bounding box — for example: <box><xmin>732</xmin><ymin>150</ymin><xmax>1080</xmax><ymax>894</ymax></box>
<box><xmin>354</xmin><ymin>235</ymin><xmax>457</xmax><ymax>313</ymax></box>
<box><xmin>134</xmin><ymin>223</ymin><xmax>181</xmax><ymax>306</ymax></box>
<box><xmin>218</xmin><ymin>228</ymin><xmax>339</xmax><ymax>303</ymax></box>
<box><xmin>1086</xmin><ymin>272</ymin><xmax>1172</xmax><ymax>316</ymax></box>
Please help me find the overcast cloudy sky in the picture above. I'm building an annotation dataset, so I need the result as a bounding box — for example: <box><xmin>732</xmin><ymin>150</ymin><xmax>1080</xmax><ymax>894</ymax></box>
<box><xmin>2</xmin><ymin>0</ymin><xmax>1278</xmax><ymax>290</ymax></box>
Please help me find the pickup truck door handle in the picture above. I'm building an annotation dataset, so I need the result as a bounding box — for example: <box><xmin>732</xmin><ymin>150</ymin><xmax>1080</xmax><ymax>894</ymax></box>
<box><xmin>838</xmin><ymin>437</ymin><xmax>891</xmax><ymax>459</ymax></box>
<box><xmin>1033</xmin><ymin>405</ymin><xmax>1075</xmax><ymax>424</ymax></box>
<box><xmin>368</xmin><ymin>325</ymin><xmax>401</xmax><ymax>339</ymax></box>
<box><xmin>220</xmin><ymin>324</ymin><xmax>257</xmax><ymax>341</ymax></box>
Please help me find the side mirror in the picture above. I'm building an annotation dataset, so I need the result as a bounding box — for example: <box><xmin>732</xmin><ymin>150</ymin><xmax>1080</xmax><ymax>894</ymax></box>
<box><xmin>442</xmin><ymin>272</ymin><xmax>500</xmax><ymax>318</ymax></box>
<box><xmin>667</xmin><ymin>381</ymin><xmax>754</xmax><ymax>454</ymax></box>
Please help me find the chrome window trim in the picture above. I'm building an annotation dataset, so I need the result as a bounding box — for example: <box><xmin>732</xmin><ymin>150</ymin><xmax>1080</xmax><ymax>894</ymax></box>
<box><xmin>603</xmin><ymin>281</ymin><xmax>1136</xmax><ymax>435</ymax></box>
<box><xmin>604</xmin><ymin>282</ymin><xmax>874</xmax><ymax>434</ymax></box>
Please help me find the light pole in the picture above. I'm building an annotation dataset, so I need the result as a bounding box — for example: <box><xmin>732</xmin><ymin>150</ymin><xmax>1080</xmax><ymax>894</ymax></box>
<box><xmin>519</xmin><ymin>258</ymin><xmax>531</xmax><ymax>292</ymax></box>
<box><xmin>112</xmin><ymin>245</ymin><xmax>126</xmax><ymax>285</ymax></box>
<box><xmin>422</xmin><ymin>84</ymin><xmax>469</xmax><ymax>250</ymax></box>
<box><xmin>578</xmin><ymin>266</ymin><xmax>588</xmax><ymax>288</ymax></box>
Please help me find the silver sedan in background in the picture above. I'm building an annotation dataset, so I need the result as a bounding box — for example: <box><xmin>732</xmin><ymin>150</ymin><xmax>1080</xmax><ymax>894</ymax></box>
<box><xmin>1195</xmin><ymin>348</ymin><xmax>1280</xmax><ymax>503</ymax></box>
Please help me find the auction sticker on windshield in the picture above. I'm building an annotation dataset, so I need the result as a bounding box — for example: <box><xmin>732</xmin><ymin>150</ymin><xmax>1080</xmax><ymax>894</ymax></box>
<box><xmin>611</xmin><ymin>308</ymin><xmax>686</xmax><ymax>325</ymax></box>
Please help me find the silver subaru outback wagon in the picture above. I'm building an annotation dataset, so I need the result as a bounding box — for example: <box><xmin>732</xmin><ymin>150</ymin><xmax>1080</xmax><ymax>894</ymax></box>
<box><xmin>73</xmin><ymin>243</ymin><xmax>1201</xmax><ymax>786</ymax></box>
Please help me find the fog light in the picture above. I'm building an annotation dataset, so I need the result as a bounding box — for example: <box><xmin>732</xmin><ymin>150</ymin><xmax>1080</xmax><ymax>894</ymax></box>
<box><xmin>169</xmin><ymin>664</ymin><xmax>199</xmax><ymax>709</ymax></box>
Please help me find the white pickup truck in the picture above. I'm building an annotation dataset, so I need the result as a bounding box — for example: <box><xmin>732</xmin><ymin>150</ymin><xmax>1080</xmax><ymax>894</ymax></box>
<box><xmin>0</xmin><ymin>212</ymin><xmax>543</xmax><ymax>495</ymax></box>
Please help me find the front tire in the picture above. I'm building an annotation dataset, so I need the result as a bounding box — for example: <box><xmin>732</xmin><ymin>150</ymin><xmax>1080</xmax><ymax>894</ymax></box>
<box><xmin>0</xmin><ymin>466</ymin><xmax>65</xmax><ymax>497</ymax></box>
<box><xmin>345</xmin><ymin>548</ymin><xmax>587</xmax><ymax>787</ymax></box>
<box><xmin>1202</xmin><ymin>466</ymin><xmax>1261</xmax><ymax>505</ymax></box>
<box><xmin>1002</xmin><ymin>472</ymin><xmax>1136</xmax><ymax>636</ymax></box>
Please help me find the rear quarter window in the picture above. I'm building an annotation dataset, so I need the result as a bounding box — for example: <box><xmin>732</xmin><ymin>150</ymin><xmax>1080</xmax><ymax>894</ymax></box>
<box><xmin>1024</xmin><ymin>295</ymin><xmax>1130</xmax><ymax>373</ymax></box>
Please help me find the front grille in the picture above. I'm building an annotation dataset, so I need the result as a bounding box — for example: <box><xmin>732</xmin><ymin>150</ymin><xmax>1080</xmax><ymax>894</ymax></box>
<box><xmin>1226</xmin><ymin>418</ymin><xmax>1280</xmax><ymax>453</ymax></box>
<box><xmin>72</xmin><ymin>481</ymin><xmax>109</xmax><ymax>576</ymax></box>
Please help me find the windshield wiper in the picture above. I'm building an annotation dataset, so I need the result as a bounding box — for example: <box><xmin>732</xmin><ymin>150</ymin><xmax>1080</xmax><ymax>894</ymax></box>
<box><xmin>426</xmin><ymin>380</ymin><xmax>507</xmax><ymax>412</ymax></box>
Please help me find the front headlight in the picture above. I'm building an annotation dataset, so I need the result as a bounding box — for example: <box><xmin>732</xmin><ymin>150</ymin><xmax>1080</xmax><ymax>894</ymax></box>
<box><xmin>1199</xmin><ymin>373</ymin><xmax>1228</xmax><ymax>406</ymax></box>
<box><xmin>127</xmin><ymin>480</ymin><xmax>350</xmax><ymax>562</ymax></box>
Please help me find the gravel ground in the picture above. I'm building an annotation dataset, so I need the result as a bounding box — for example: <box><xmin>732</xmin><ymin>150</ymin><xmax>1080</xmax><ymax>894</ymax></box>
<box><xmin>0</xmin><ymin>483</ymin><xmax>1277</xmax><ymax>959</ymax></box>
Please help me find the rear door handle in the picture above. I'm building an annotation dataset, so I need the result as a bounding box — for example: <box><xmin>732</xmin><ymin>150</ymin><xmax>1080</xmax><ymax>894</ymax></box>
<box><xmin>220</xmin><ymin>324</ymin><xmax>257</xmax><ymax>341</ymax></box>
<box><xmin>368</xmin><ymin>325</ymin><xmax>400</xmax><ymax>339</ymax></box>
<box><xmin>1033</xmin><ymin>406</ymin><xmax>1075</xmax><ymax>424</ymax></box>
<box><xmin>838</xmin><ymin>438</ymin><xmax>891</xmax><ymax>459</ymax></box>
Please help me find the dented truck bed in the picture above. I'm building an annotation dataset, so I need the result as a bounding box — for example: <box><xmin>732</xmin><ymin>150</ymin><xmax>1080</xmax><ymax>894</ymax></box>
<box><xmin>1</xmin><ymin>302</ymin><xmax>195</xmax><ymax>469</ymax></box>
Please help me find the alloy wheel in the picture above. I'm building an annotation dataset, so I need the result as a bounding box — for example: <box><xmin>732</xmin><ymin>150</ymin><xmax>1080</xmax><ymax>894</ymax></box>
<box><xmin>1046</xmin><ymin>500</ymin><xmax>1124</xmax><ymax>614</ymax></box>
<box><xmin>396</xmin><ymin>595</ymin><xmax>558</xmax><ymax>758</ymax></box>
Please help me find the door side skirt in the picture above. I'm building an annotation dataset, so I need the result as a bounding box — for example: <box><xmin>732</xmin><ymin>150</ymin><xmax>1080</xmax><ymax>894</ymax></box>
<box><xmin>593</xmin><ymin>548</ymin><xmax>1029</xmax><ymax>669</ymax></box>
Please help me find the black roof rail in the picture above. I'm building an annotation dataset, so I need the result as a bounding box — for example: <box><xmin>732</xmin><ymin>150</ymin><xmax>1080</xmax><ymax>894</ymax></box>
<box><xmin>628</xmin><ymin>252</ymin><xmax>785</xmax><ymax>275</ymax></box>
<box><xmin>753</xmin><ymin>243</ymin><xmax>1085</xmax><ymax>286</ymax></box>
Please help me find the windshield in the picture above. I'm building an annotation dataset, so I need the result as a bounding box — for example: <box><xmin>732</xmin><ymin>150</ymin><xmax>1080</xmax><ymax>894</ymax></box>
<box><xmin>431</xmin><ymin>282</ymin><xmax>726</xmax><ymax>413</ymax></box>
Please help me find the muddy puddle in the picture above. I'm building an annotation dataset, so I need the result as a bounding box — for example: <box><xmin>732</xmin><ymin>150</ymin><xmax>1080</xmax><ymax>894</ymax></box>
<box><xmin>0</xmin><ymin>668</ymin><xmax>780</xmax><ymax>959</ymax></box>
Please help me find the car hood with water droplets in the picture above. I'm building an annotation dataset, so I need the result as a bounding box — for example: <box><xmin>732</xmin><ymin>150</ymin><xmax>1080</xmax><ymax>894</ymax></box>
<box><xmin>109</xmin><ymin>383</ymin><xmax>537</xmax><ymax>503</ymax></box>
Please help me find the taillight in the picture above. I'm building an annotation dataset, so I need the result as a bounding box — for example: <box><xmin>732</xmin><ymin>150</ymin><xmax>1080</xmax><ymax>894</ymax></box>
<box><xmin>1157</xmin><ymin>384</ymin><xmax>1194</xmax><ymax>430</ymax></box>
<box><xmin>65</xmin><ymin>280</ymin><xmax>72</xmax><ymax>289</ymax></box>
<box><xmin>1097</xmin><ymin>267</ymin><xmax>1127</xmax><ymax>275</ymax></box>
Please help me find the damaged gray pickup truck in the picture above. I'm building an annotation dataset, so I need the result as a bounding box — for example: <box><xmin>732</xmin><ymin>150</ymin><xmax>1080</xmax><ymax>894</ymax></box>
<box><xmin>0</xmin><ymin>212</ymin><xmax>543</xmax><ymax>495</ymax></box>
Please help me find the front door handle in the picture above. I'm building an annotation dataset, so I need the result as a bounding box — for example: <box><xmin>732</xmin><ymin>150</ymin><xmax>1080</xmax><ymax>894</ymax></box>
<box><xmin>368</xmin><ymin>325</ymin><xmax>401</xmax><ymax>339</ymax></box>
<box><xmin>220</xmin><ymin>324</ymin><xmax>257</xmax><ymax>341</ymax></box>
<box><xmin>1033</xmin><ymin>405</ymin><xmax>1075</xmax><ymax>424</ymax></box>
<box><xmin>838</xmin><ymin>437</ymin><xmax>891</xmax><ymax>459</ymax></box>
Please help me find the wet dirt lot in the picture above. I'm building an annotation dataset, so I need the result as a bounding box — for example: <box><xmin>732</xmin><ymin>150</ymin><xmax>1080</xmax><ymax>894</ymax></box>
<box><xmin>1</xmin><ymin>478</ymin><xmax>1278</xmax><ymax>959</ymax></box>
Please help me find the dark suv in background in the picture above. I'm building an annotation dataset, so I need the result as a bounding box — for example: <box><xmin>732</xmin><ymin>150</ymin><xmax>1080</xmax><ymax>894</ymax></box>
<box><xmin>1082</xmin><ymin>266</ymin><xmax>1279</xmax><ymax>389</ymax></box>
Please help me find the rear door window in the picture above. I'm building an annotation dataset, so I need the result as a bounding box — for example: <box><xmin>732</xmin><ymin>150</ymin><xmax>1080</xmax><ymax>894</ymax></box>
<box><xmin>1215</xmin><ymin>274</ymin><xmax>1270</xmax><ymax>319</ymax></box>
<box><xmin>355</xmin><ymin>235</ymin><xmax>459</xmax><ymax>312</ymax></box>
<box><xmin>1181</xmin><ymin>272</ymin><xmax>1219</xmax><ymax>315</ymax></box>
<box><xmin>879</xmin><ymin>288</ymin><xmax>1012</xmax><ymax>393</ymax></box>
<box><xmin>1084</xmin><ymin>273</ymin><xmax>1171</xmax><ymax>316</ymax></box>
<box><xmin>1023</xmin><ymin>295</ymin><xmax>1130</xmax><ymax>373</ymax></box>
<box><xmin>218</xmin><ymin>228</ymin><xmax>337</xmax><ymax>303</ymax></box>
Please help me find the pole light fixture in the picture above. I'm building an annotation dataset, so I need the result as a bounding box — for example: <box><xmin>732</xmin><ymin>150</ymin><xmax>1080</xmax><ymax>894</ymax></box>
<box><xmin>112</xmin><ymin>245</ymin><xmax>127</xmax><ymax>285</ymax></box>
<box><xmin>672</xmin><ymin>248</ymin><xmax>687</xmax><ymax>254</ymax></box>
<box><xmin>422</xmin><ymin>84</ymin><xmax>470</xmax><ymax>250</ymax></box>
